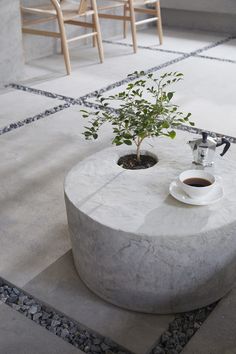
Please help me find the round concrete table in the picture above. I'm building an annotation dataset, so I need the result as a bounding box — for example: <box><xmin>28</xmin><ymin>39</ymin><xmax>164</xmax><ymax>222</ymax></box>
<box><xmin>64</xmin><ymin>133</ymin><xmax>236</xmax><ymax>314</ymax></box>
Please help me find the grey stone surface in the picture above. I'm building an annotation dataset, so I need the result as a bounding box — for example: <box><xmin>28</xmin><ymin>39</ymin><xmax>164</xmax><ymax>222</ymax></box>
<box><xmin>24</xmin><ymin>250</ymin><xmax>173</xmax><ymax>354</ymax></box>
<box><xmin>64</xmin><ymin>133</ymin><xmax>236</xmax><ymax>313</ymax></box>
<box><xmin>202</xmin><ymin>38</ymin><xmax>236</xmax><ymax>62</ymax></box>
<box><xmin>182</xmin><ymin>288</ymin><xmax>236</xmax><ymax>354</ymax></box>
<box><xmin>0</xmin><ymin>105</ymin><xmax>111</xmax><ymax>287</ymax></box>
<box><xmin>0</xmin><ymin>0</ymin><xmax>24</xmax><ymax>86</ymax></box>
<box><xmin>0</xmin><ymin>303</ymin><xmax>83</xmax><ymax>354</ymax></box>
<box><xmin>87</xmin><ymin>56</ymin><xmax>236</xmax><ymax>138</ymax></box>
<box><xmin>0</xmin><ymin>281</ymin><xmax>129</xmax><ymax>354</ymax></box>
<box><xmin>0</xmin><ymin>90</ymin><xmax>63</xmax><ymax>127</ymax></box>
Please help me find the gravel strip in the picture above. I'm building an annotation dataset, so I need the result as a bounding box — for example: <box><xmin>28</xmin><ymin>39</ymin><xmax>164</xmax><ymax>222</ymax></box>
<box><xmin>0</xmin><ymin>277</ymin><xmax>219</xmax><ymax>354</ymax></box>
<box><xmin>0</xmin><ymin>278</ymin><xmax>133</xmax><ymax>354</ymax></box>
<box><xmin>80</xmin><ymin>100</ymin><xmax>236</xmax><ymax>144</ymax></box>
<box><xmin>6</xmin><ymin>84</ymin><xmax>78</xmax><ymax>104</ymax></box>
<box><xmin>0</xmin><ymin>103</ymin><xmax>72</xmax><ymax>136</ymax></box>
<box><xmin>149</xmin><ymin>302</ymin><xmax>218</xmax><ymax>354</ymax></box>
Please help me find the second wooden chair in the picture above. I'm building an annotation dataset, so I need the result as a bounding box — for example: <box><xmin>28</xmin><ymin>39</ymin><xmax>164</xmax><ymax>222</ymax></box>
<box><xmin>98</xmin><ymin>0</ymin><xmax>163</xmax><ymax>53</ymax></box>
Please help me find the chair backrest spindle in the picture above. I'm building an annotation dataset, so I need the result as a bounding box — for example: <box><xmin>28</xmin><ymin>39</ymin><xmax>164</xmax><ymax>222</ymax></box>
<box><xmin>78</xmin><ymin>0</ymin><xmax>89</xmax><ymax>15</ymax></box>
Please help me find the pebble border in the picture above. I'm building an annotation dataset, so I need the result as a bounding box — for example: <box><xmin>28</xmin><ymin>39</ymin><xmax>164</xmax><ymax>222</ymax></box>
<box><xmin>79</xmin><ymin>102</ymin><xmax>236</xmax><ymax>144</ymax></box>
<box><xmin>0</xmin><ymin>276</ymin><xmax>218</xmax><ymax>354</ymax></box>
<box><xmin>0</xmin><ymin>277</ymin><xmax>133</xmax><ymax>354</ymax></box>
<box><xmin>7</xmin><ymin>83</ymin><xmax>78</xmax><ymax>103</ymax></box>
<box><xmin>0</xmin><ymin>102</ymin><xmax>72</xmax><ymax>137</ymax></box>
<box><xmin>102</xmin><ymin>39</ymin><xmax>186</xmax><ymax>55</ymax></box>
<box><xmin>149</xmin><ymin>302</ymin><xmax>217</xmax><ymax>354</ymax></box>
<box><xmin>103</xmin><ymin>36</ymin><xmax>236</xmax><ymax>64</ymax></box>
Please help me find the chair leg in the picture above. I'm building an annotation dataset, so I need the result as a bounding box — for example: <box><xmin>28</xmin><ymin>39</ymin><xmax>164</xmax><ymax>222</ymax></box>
<box><xmin>127</xmin><ymin>0</ymin><xmax>137</xmax><ymax>53</ymax></box>
<box><xmin>57</xmin><ymin>16</ymin><xmax>71</xmax><ymax>75</ymax></box>
<box><xmin>156</xmin><ymin>0</ymin><xmax>163</xmax><ymax>45</ymax></box>
<box><xmin>91</xmin><ymin>0</ymin><xmax>104</xmax><ymax>63</ymax></box>
<box><xmin>92</xmin><ymin>14</ymin><xmax>96</xmax><ymax>47</ymax></box>
<box><xmin>123</xmin><ymin>4</ymin><xmax>128</xmax><ymax>38</ymax></box>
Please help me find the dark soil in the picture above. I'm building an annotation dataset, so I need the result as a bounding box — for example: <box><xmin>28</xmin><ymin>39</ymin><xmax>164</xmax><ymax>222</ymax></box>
<box><xmin>118</xmin><ymin>154</ymin><xmax>157</xmax><ymax>170</ymax></box>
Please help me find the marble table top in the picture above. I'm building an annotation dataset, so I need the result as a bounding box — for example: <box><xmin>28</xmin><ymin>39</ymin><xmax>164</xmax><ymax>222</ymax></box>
<box><xmin>65</xmin><ymin>131</ymin><xmax>236</xmax><ymax>238</ymax></box>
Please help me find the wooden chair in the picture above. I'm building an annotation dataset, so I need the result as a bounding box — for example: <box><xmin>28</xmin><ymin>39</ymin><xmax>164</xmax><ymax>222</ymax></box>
<box><xmin>21</xmin><ymin>0</ymin><xmax>104</xmax><ymax>75</ymax></box>
<box><xmin>98</xmin><ymin>0</ymin><xmax>163</xmax><ymax>53</ymax></box>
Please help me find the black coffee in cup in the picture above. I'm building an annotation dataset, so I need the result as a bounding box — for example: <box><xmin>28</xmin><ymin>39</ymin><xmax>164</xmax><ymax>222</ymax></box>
<box><xmin>183</xmin><ymin>178</ymin><xmax>212</xmax><ymax>187</ymax></box>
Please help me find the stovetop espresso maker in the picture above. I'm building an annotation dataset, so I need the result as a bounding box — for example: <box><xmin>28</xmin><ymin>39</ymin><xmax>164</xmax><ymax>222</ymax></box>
<box><xmin>188</xmin><ymin>132</ymin><xmax>231</xmax><ymax>167</ymax></box>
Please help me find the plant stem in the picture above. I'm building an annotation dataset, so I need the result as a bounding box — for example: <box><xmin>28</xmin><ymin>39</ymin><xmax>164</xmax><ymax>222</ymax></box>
<box><xmin>136</xmin><ymin>143</ymin><xmax>141</xmax><ymax>162</ymax></box>
<box><xmin>136</xmin><ymin>137</ymin><xmax>145</xmax><ymax>162</ymax></box>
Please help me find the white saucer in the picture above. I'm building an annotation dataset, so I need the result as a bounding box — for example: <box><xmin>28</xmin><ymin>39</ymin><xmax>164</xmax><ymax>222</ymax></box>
<box><xmin>169</xmin><ymin>179</ymin><xmax>224</xmax><ymax>206</ymax></box>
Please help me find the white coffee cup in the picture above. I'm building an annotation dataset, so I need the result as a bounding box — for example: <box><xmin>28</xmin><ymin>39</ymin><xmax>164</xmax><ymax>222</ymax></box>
<box><xmin>179</xmin><ymin>169</ymin><xmax>216</xmax><ymax>199</ymax></box>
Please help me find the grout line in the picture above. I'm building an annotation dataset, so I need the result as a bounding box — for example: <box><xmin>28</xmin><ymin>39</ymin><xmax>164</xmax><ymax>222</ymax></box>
<box><xmin>148</xmin><ymin>302</ymin><xmax>218</xmax><ymax>354</ymax></box>
<box><xmin>175</xmin><ymin>124</ymin><xmax>236</xmax><ymax>144</ymax></box>
<box><xmin>80</xmin><ymin>101</ymin><xmax>236</xmax><ymax>144</ymax></box>
<box><xmin>194</xmin><ymin>54</ymin><xmax>236</xmax><ymax>64</ymax></box>
<box><xmin>189</xmin><ymin>35</ymin><xmax>235</xmax><ymax>55</ymax></box>
<box><xmin>0</xmin><ymin>102</ymin><xmax>72</xmax><ymax>137</ymax></box>
<box><xmin>103</xmin><ymin>36</ymin><xmax>236</xmax><ymax>64</ymax></box>
<box><xmin>6</xmin><ymin>83</ymin><xmax>77</xmax><ymax>104</ymax></box>
<box><xmin>103</xmin><ymin>39</ymin><xmax>186</xmax><ymax>55</ymax></box>
<box><xmin>0</xmin><ymin>276</ymin><xmax>133</xmax><ymax>354</ymax></box>
<box><xmin>1</xmin><ymin>86</ymin><xmax>236</xmax><ymax>143</ymax></box>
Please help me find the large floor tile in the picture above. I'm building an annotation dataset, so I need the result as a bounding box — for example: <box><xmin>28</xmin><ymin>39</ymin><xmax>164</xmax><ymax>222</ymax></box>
<box><xmin>27</xmin><ymin>43</ymin><xmax>178</xmax><ymax>98</ymax></box>
<box><xmin>200</xmin><ymin>38</ymin><xmax>236</xmax><ymax>61</ymax></box>
<box><xmin>0</xmin><ymin>106</ymin><xmax>112</xmax><ymax>287</ymax></box>
<box><xmin>24</xmin><ymin>251</ymin><xmax>174</xmax><ymax>354</ymax></box>
<box><xmin>87</xmin><ymin>56</ymin><xmax>236</xmax><ymax>137</ymax></box>
<box><xmin>0</xmin><ymin>303</ymin><xmax>83</xmax><ymax>354</ymax></box>
<box><xmin>20</xmin><ymin>63</ymin><xmax>60</xmax><ymax>86</ymax></box>
<box><xmin>111</xmin><ymin>27</ymin><xmax>226</xmax><ymax>53</ymax></box>
<box><xmin>0</xmin><ymin>90</ymin><xmax>63</xmax><ymax>128</ymax></box>
<box><xmin>182</xmin><ymin>288</ymin><xmax>236</xmax><ymax>354</ymax></box>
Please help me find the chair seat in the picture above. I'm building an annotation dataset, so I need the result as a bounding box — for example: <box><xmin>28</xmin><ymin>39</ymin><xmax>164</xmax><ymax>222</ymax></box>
<box><xmin>21</xmin><ymin>0</ymin><xmax>93</xmax><ymax>21</ymax></box>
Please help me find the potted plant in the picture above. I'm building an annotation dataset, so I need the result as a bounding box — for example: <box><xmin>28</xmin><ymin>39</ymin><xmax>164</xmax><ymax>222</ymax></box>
<box><xmin>81</xmin><ymin>71</ymin><xmax>194</xmax><ymax>169</ymax></box>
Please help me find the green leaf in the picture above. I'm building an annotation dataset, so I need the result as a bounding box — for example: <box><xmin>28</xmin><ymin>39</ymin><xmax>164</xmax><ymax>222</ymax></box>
<box><xmin>168</xmin><ymin>130</ymin><xmax>176</xmax><ymax>139</ymax></box>
<box><xmin>124</xmin><ymin>140</ymin><xmax>132</xmax><ymax>145</ymax></box>
<box><xmin>162</xmin><ymin>121</ymin><xmax>170</xmax><ymax>129</ymax></box>
<box><xmin>167</xmin><ymin>92</ymin><xmax>174</xmax><ymax>101</ymax></box>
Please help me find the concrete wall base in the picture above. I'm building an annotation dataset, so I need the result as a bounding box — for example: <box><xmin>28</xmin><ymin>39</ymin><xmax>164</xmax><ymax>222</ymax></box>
<box><xmin>162</xmin><ymin>8</ymin><xmax>236</xmax><ymax>35</ymax></box>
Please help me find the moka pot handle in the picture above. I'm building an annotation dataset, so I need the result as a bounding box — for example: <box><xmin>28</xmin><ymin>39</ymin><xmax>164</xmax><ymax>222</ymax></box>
<box><xmin>216</xmin><ymin>137</ymin><xmax>231</xmax><ymax>156</ymax></box>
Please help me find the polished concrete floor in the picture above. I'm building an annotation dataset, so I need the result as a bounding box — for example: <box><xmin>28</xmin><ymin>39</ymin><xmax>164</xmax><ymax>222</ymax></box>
<box><xmin>0</xmin><ymin>27</ymin><xmax>236</xmax><ymax>353</ymax></box>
